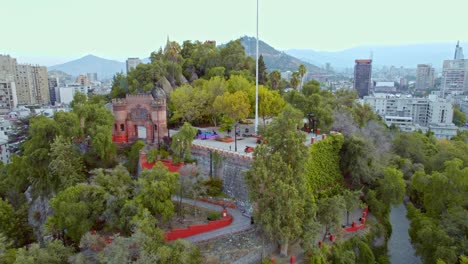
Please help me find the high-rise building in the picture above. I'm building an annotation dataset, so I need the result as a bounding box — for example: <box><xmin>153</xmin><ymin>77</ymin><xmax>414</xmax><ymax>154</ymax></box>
<box><xmin>0</xmin><ymin>55</ymin><xmax>18</xmax><ymax>113</ymax></box>
<box><xmin>15</xmin><ymin>65</ymin><xmax>50</xmax><ymax>105</ymax></box>
<box><xmin>86</xmin><ymin>72</ymin><xmax>98</xmax><ymax>82</ymax></box>
<box><xmin>454</xmin><ymin>41</ymin><xmax>464</xmax><ymax>60</ymax></box>
<box><xmin>126</xmin><ymin>58</ymin><xmax>141</xmax><ymax>73</ymax></box>
<box><xmin>48</xmin><ymin>77</ymin><xmax>58</xmax><ymax>105</ymax></box>
<box><xmin>442</xmin><ymin>42</ymin><xmax>468</xmax><ymax>94</ymax></box>
<box><xmin>354</xmin><ymin>59</ymin><xmax>372</xmax><ymax>98</ymax></box>
<box><xmin>416</xmin><ymin>64</ymin><xmax>434</xmax><ymax>90</ymax></box>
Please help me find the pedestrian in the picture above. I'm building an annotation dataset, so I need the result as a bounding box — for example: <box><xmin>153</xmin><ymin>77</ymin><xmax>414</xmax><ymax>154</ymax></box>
<box><xmin>229</xmin><ymin>145</ymin><xmax>232</xmax><ymax>151</ymax></box>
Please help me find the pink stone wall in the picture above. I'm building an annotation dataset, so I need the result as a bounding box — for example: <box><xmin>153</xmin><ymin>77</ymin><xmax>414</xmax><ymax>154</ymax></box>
<box><xmin>112</xmin><ymin>94</ymin><xmax>168</xmax><ymax>144</ymax></box>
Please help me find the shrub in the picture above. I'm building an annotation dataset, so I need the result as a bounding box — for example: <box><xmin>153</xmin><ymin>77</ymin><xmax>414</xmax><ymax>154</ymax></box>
<box><xmin>146</xmin><ymin>149</ymin><xmax>159</xmax><ymax>163</ymax></box>
<box><xmin>207</xmin><ymin>211</ymin><xmax>221</xmax><ymax>221</ymax></box>
<box><xmin>159</xmin><ymin>149</ymin><xmax>169</xmax><ymax>160</ymax></box>
<box><xmin>203</xmin><ymin>178</ymin><xmax>223</xmax><ymax>197</ymax></box>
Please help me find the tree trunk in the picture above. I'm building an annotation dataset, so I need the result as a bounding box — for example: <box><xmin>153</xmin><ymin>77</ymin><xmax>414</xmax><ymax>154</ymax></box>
<box><xmin>280</xmin><ymin>239</ymin><xmax>289</xmax><ymax>257</ymax></box>
<box><xmin>347</xmin><ymin>210</ymin><xmax>350</xmax><ymax>226</ymax></box>
<box><xmin>322</xmin><ymin>226</ymin><xmax>329</xmax><ymax>241</ymax></box>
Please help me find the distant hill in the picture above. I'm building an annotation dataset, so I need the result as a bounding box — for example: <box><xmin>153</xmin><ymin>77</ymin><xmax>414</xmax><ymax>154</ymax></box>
<box><xmin>240</xmin><ymin>36</ymin><xmax>324</xmax><ymax>73</ymax></box>
<box><xmin>49</xmin><ymin>55</ymin><xmax>125</xmax><ymax>79</ymax></box>
<box><xmin>286</xmin><ymin>42</ymin><xmax>468</xmax><ymax>70</ymax></box>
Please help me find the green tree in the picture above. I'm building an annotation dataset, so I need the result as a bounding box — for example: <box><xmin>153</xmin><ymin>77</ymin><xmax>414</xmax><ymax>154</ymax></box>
<box><xmin>268</xmin><ymin>70</ymin><xmax>281</xmax><ymax>90</ymax></box>
<box><xmin>298</xmin><ymin>64</ymin><xmax>307</xmax><ymax>90</ymax></box>
<box><xmin>53</xmin><ymin>111</ymin><xmax>80</xmax><ymax>139</ymax></box>
<box><xmin>342</xmin><ymin>189</ymin><xmax>362</xmax><ymax>226</ymax></box>
<box><xmin>126</xmin><ymin>140</ymin><xmax>145</xmax><ymax>174</ymax></box>
<box><xmin>169</xmin><ymin>84</ymin><xmax>205</xmax><ymax>123</ymax></box>
<box><xmin>202</xmin><ymin>76</ymin><xmax>227</xmax><ymax>126</ymax></box>
<box><xmin>339</xmin><ymin>135</ymin><xmax>375</xmax><ymax>188</ymax></box>
<box><xmin>46</xmin><ymin>184</ymin><xmax>107</xmax><ymax>243</ymax></box>
<box><xmin>0</xmin><ymin>198</ymin><xmax>15</xmax><ymax>242</ymax></box>
<box><xmin>14</xmin><ymin>240</ymin><xmax>73</xmax><ymax>264</ymax></box>
<box><xmin>379</xmin><ymin>167</ymin><xmax>405</xmax><ymax>206</ymax></box>
<box><xmin>317</xmin><ymin>195</ymin><xmax>345</xmax><ymax>241</ymax></box>
<box><xmin>290</xmin><ymin>71</ymin><xmax>300</xmax><ymax>90</ymax></box>
<box><xmin>213</xmin><ymin>91</ymin><xmax>250</xmax><ymax>128</ymax></box>
<box><xmin>22</xmin><ymin>115</ymin><xmax>59</xmax><ymax>196</ymax></box>
<box><xmin>257</xmin><ymin>86</ymin><xmax>286</xmax><ymax>128</ymax></box>
<box><xmin>245</xmin><ymin>106</ymin><xmax>309</xmax><ymax>256</ymax></box>
<box><xmin>246</xmin><ymin>146</ymin><xmax>305</xmax><ymax>256</ymax></box>
<box><xmin>452</xmin><ymin>105</ymin><xmax>467</xmax><ymax>127</ymax></box>
<box><xmin>110</xmin><ymin>72</ymin><xmax>128</xmax><ymax>98</ymax></box>
<box><xmin>258</xmin><ymin>54</ymin><xmax>268</xmax><ymax>85</ymax></box>
<box><xmin>49</xmin><ymin>136</ymin><xmax>86</xmax><ymax>192</ymax></box>
<box><xmin>205</xmin><ymin>66</ymin><xmax>225</xmax><ymax>79</ymax></box>
<box><xmin>135</xmin><ymin>163</ymin><xmax>179</xmax><ymax>221</ymax></box>
<box><xmin>220</xmin><ymin>39</ymin><xmax>247</xmax><ymax>76</ymax></box>
<box><xmin>170</xmin><ymin>122</ymin><xmax>197</xmax><ymax>162</ymax></box>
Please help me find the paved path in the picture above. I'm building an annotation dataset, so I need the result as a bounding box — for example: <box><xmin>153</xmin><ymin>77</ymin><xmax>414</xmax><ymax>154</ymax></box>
<box><xmin>172</xmin><ymin>197</ymin><xmax>253</xmax><ymax>243</ymax></box>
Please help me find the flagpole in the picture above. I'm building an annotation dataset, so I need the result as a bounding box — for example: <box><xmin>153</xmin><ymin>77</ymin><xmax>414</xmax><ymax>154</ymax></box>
<box><xmin>255</xmin><ymin>0</ymin><xmax>259</xmax><ymax>134</ymax></box>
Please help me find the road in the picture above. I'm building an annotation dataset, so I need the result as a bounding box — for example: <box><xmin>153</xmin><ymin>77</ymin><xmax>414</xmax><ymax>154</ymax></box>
<box><xmin>173</xmin><ymin>197</ymin><xmax>253</xmax><ymax>243</ymax></box>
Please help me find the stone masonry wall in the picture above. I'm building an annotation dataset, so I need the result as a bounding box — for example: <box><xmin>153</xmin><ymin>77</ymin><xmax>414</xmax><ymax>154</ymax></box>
<box><xmin>191</xmin><ymin>146</ymin><xmax>253</xmax><ymax>214</ymax></box>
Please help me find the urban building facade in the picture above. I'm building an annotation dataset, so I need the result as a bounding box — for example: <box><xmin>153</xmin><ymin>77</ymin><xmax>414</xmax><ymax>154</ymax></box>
<box><xmin>354</xmin><ymin>59</ymin><xmax>372</xmax><ymax>98</ymax></box>
<box><xmin>48</xmin><ymin>77</ymin><xmax>58</xmax><ymax>105</ymax></box>
<box><xmin>442</xmin><ymin>59</ymin><xmax>468</xmax><ymax>93</ymax></box>
<box><xmin>416</xmin><ymin>64</ymin><xmax>434</xmax><ymax>90</ymax></box>
<box><xmin>126</xmin><ymin>58</ymin><xmax>142</xmax><ymax>73</ymax></box>
<box><xmin>0</xmin><ymin>55</ymin><xmax>19</xmax><ymax>113</ymax></box>
<box><xmin>86</xmin><ymin>72</ymin><xmax>98</xmax><ymax>82</ymax></box>
<box><xmin>15</xmin><ymin>64</ymin><xmax>50</xmax><ymax>105</ymax></box>
<box><xmin>442</xmin><ymin>42</ymin><xmax>468</xmax><ymax>94</ymax></box>
<box><xmin>363</xmin><ymin>94</ymin><xmax>457</xmax><ymax>139</ymax></box>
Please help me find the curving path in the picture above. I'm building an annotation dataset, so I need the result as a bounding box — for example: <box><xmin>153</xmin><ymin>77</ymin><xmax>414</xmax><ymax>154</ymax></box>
<box><xmin>172</xmin><ymin>197</ymin><xmax>253</xmax><ymax>242</ymax></box>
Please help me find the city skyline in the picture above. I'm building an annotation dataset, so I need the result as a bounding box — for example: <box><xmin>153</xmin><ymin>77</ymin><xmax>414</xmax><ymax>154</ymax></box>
<box><xmin>2</xmin><ymin>0</ymin><xmax>467</xmax><ymax>66</ymax></box>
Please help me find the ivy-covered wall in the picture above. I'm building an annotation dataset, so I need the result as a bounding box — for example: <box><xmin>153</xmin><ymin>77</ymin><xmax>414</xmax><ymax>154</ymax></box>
<box><xmin>304</xmin><ymin>133</ymin><xmax>345</xmax><ymax>198</ymax></box>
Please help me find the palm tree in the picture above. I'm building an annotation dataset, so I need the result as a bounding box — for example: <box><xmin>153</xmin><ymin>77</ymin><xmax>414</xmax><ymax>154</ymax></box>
<box><xmin>298</xmin><ymin>64</ymin><xmax>307</xmax><ymax>91</ymax></box>
<box><xmin>269</xmin><ymin>70</ymin><xmax>281</xmax><ymax>90</ymax></box>
<box><xmin>290</xmin><ymin>72</ymin><xmax>300</xmax><ymax>90</ymax></box>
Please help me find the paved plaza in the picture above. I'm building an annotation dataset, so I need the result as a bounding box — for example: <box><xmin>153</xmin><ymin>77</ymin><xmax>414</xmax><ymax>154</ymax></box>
<box><xmin>170</xmin><ymin>123</ymin><xmax>325</xmax><ymax>157</ymax></box>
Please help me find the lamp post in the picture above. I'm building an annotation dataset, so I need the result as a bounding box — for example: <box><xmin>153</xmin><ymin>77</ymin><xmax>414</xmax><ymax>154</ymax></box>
<box><xmin>209</xmin><ymin>150</ymin><xmax>213</xmax><ymax>178</ymax></box>
<box><xmin>234</xmin><ymin>123</ymin><xmax>238</xmax><ymax>152</ymax></box>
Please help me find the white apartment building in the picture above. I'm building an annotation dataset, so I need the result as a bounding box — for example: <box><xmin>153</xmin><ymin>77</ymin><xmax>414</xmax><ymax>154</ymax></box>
<box><xmin>57</xmin><ymin>84</ymin><xmax>89</xmax><ymax>104</ymax></box>
<box><xmin>363</xmin><ymin>94</ymin><xmax>457</xmax><ymax>139</ymax></box>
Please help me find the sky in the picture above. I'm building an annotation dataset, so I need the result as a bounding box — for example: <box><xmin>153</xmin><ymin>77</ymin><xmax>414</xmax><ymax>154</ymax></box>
<box><xmin>2</xmin><ymin>0</ymin><xmax>467</xmax><ymax>66</ymax></box>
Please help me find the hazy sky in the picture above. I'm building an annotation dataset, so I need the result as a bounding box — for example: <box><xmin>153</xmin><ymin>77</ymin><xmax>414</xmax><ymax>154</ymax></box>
<box><xmin>2</xmin><ymin>0</ymin><xmax>467</xmax><ymax>65</ymax></box>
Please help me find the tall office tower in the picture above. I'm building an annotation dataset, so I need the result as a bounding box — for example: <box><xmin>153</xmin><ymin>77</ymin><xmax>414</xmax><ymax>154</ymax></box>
<box><xmin>48</xmin><ymin>77</ymin><xmax>58</xmax><ymax>105</ymax></box>
<box><xmin>416</xmin><ymin>64</ymin><xmax>435</xmax><ymax>90</ymax></box>
<box><xmin>16</xmin><ymin>65</ymin><xmax>50</xmax><ymax>105</ymax></box>
<box><xmin>126</xmin><ymin>58</ymin><xmax>141</xmax><ymax>73</ymax></box>
<box><xmin>454</xmin><ymin>41</ymin><xmax>464</xmax><ymax>60</ymax></box>
<box><xmin>0</xmin><ymin>55</ymin><xmax>18</xmax><ymax>113</ymax></box>
<box><xmin>86</xmin><ymin>72</ymin><xmax>98</xmax><ymax>82</ymax></box>
<box><xmin>442</xmin><ymin>60</ymin><xmax>468</xmax><ymax>93</ymax></box>
<box><xmin>354</xmin><ymin>59</ymin><xmax>372</xmax><ymax>98</ymax></box>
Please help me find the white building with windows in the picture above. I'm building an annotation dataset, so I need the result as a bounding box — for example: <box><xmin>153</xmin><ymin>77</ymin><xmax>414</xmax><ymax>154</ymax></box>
<box><xmin>363</xmin><ymin>94</ymin><xmax>458</xmax><ymax>139</ymax></box>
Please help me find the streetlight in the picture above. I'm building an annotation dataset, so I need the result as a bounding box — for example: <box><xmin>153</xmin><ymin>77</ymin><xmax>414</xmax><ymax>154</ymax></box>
<box><xmin>234</xmin><ymin>123</ymin><xmax>239</xmax><ymax>152</ymax></box>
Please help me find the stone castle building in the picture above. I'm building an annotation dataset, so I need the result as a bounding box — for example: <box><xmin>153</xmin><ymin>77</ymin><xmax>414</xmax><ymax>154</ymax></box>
<box><xmin>112</xmin><ymin>92</ymin><xmax>168</xmax><ymax>145</ymax></box>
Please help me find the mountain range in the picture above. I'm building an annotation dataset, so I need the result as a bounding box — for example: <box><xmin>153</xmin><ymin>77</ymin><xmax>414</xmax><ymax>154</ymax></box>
<box><xmin>240</xmin><ymin>36</ymin><xmax>323</xmax><ymax>73</ymax></box>
<box><xmin>286</xmin><ymin>42</ymin><xmax>467</xmax><ymax>70</ymax></box>
<box><xmin>47</xmin><ymin>40</ymin><xmax>466</xmax><ymax>79</ymax></box>
<box><xmin>49</xmin><ymin>55</ymin><xmax>126</xmax><ymax>79</ymax></box>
